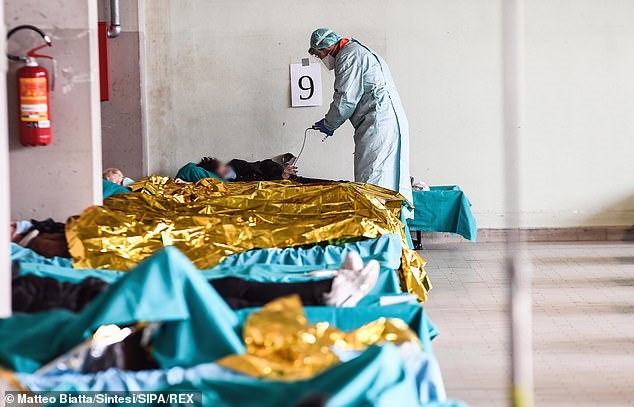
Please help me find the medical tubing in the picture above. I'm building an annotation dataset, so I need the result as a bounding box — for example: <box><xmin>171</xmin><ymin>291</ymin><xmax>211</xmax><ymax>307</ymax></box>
<box><xmin>295</xmin><ymin>127</ymin><xmax>312</xmax><ymax>166</ymax></box>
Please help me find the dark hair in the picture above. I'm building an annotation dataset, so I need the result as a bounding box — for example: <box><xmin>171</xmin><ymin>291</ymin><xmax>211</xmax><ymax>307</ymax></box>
<box><xmin>197</xmin><ymin>157</ymin><xmax>221</xmax><ymax>174</ymax></box>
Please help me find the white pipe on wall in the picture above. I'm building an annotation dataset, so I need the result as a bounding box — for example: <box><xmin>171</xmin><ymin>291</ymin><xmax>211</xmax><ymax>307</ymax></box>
<box><xmin>107</xmin><ymin>0</ymin><xmax>121</xmax><ymax>38</ymax></box>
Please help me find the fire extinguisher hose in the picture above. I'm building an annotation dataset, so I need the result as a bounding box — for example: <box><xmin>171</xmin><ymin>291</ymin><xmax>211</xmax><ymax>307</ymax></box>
<box><xmin>6</xmin><ymin>24</ymin><xmax>52</xmax><ymax>62</ymax></box>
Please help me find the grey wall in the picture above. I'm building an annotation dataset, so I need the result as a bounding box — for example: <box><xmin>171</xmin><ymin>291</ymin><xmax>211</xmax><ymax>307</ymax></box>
<box><xmin>99</xmin><ymin>0</ymin><xmax>144</xmax><ymax>179</ymax></box>
<box><xmin>5</xmin><ymin>0</ymin><xmax>102</xmax><ymax>220</ymax></box>
<box><xmin>140</xmin><ymin>0</ymin><xmax>634</xmax><ymax>228</ymax></box>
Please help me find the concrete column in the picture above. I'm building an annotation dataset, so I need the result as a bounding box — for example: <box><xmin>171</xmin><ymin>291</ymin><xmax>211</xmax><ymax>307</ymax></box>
<box><xmin>0</xmin><ymin>0</ymin><xmax>11</xmax><ymax>318</ymax></box>
<box><xmin>5</xmin><ymin>0</ymin><xmax>102</xmax><ymax>221</ymax></box>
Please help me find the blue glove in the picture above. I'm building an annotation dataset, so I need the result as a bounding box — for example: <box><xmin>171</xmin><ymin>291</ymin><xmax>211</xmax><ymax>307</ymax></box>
<box><xmin>313</xmin><ymin>119</ymin><xmax>334</xmax><ymax>137</ymax></box>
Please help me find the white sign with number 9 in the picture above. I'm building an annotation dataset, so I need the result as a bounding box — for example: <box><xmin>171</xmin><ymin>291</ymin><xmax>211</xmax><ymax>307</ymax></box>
<box><xmin>290</xmin><ymin>62</ymin><xmax>322</xmax><ymax>107</ymax></box>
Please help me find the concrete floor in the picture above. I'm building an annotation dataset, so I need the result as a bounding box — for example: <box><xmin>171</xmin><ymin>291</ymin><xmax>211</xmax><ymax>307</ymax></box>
<box><xmin>421</xmin><ymin>242</ymin><xmax>634</xmax><ymax>407</ymax></box>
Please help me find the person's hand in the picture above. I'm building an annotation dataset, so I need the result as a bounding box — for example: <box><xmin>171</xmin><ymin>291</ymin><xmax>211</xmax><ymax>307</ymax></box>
<box><xmin>313</xmin><ymin>119</ymin><xmax>334</xmax><ymax>137</ymax></box>
<box><xmin>282</xmin><ymin>163</ymin><xmax>298</xmax><ymax>180</ymax></box>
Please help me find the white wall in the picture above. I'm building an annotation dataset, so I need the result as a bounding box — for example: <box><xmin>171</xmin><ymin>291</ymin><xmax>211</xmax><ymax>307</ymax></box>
<box><xmin>5</xmin><ymin>0</ymin><xmax>102</xmax><ymax>220</ymax></box>
<box><xmin>141</xmin><ymin>0</ymin><xmax>634</xmax><ymax>228</ymax></box>
<box><xmin>524</xmin><ymin>0</ymin><xmax>634</xmax><ymax>227</ymax></box>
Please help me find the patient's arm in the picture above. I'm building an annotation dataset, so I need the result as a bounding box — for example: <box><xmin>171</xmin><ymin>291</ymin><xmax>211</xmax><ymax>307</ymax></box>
<box><xmin>282</xmin><ymin>163</ymin><xmax>298</xmax><ymax>180</ymax></box>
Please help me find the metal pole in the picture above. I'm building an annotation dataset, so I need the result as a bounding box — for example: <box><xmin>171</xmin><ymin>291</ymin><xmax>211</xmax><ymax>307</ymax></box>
<box><xmin>0</xmin><ymin>0</ymin><xmax>12</xmax><ymax>318</ymax></box>
<box><xmin>502</xmin><ymin>0</ymin><xmax>533</xmax><ymax>406</ymax></box>
<box><xmin>107</xmin><ymin>0</ymin><xmax>121</xmax><ymax>38</ymax></box>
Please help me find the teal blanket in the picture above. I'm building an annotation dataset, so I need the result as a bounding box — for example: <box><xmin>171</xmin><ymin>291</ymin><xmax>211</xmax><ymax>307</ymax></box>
<box><xmin>102</xmin><ymin>179</ymin><xmax>130</xmax><ymax>199</ymax></box>
<box><xmin>1</xmin><ymin>248</ymin><xmax>244</xmax><ymax>373</ymax></box>
<box><xmin>12</xmin><ymin>234</ymin><xmax>403</xmax><ymax>293</ymax></box>
<box><xmin>1</xmin><ymin>247</ymin><xmax>435</xmax><ymax>374</ymax></box>
<box><xmin>18</xmin><ymin>345</ymin><xmax>450</xmax><ymax>406</ymax></box>
<box><xmin>408</xmin><ymin>186</ymin><xmax>477</xmax><ymax>241</ymax></box>
<box><xmin>175</xmin><ymin>162</ymin><xmax>222</xmax><ymax>182</ymax></box>
<box><xmin>4</xmin><ymin>246</ymin><xmax>450</xmax><ymax>406</ymax></box>
<box><xmin>216</xmin><ymin>233</ymin><xmax>402</xmax><ymax>270</ymax></box>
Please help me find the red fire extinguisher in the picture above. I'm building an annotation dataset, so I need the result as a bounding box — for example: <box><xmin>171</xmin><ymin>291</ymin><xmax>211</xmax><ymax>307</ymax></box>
<box><xmin>7</xmin><ymin>25</ymin><xmax>54</xmax><ymax>146</ymax></box>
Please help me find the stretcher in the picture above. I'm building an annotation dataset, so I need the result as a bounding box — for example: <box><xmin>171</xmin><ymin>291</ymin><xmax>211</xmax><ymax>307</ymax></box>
<box><xmin>408</xmin><ymin>186</ymin><xmax>478</xmax><ymax>248</ymax></box>
<box><xmin>1</xmin><ymin>248</ymin><xmax>448</xmax><ymax>406</ymax></box>
<box><xmin>0</xmin><ymin>178</ymin><xmax>463</xmax><ymax>405</ymax></box>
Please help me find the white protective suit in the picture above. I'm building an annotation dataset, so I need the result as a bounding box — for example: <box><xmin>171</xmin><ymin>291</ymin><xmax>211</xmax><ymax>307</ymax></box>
<box><xmin>323</xmin><ymin>39</ymin><xmax>413</xmax><ymax>212</ymax></box>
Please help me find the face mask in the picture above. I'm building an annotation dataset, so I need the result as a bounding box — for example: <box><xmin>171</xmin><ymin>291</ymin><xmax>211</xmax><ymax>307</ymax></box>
<box><xmin>122</xmin><ymin>177</ymin><xmax>135</xmax><ymax>187</ymax></box>
<box><xmin>321</xmin><ymin>54</ymin><xmax>335</xmax><ymax>71</ymax></box>
<box><xmin>225</xmin><ymin>166</ymin><xmax>237</xmax><ymax>180</ymax></box>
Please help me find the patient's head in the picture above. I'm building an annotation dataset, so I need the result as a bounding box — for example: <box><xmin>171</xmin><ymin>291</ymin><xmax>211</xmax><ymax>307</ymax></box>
<box><xmin>103</xmin><ymin>168</ymin><xmax>124</xmax><ymax>185</ymax></box>
<box><xmin>198</xmin><ymin>157</ymin><xmax>233</xmax><ymax>179</ymax></box>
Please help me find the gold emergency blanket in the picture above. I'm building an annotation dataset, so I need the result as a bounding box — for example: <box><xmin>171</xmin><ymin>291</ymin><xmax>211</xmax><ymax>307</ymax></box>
<box><xmin>67</xmin><ymin>177</ymin><xmax>430</xmax><ymax>300</ymax></box>
<box><xmin>216</xmin><ymin>295</ymin><xmax>420</xmax><ymax>380</ymax></box>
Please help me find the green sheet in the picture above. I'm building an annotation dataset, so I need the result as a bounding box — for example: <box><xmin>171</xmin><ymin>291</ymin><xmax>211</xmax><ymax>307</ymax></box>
<box><xmin>102</xmin><ymin>179</ymin><xmax>130</xmax><ymax>199</ymax></box>
<box><xmin>408</xmin><ymin>186</ymin><xmax>477</xmax><ymax>241</ymax></box>
<box><xmin>162</xmin><ymin>345</ymin><xmax>423</xmax><ymax>406</ymax></box>
<box><xmin>14</xmin><ymin>234</ymin><xmax>403</xmax><ymax>296</ymax></box>
<box><xmin>1</xmin><ymin>247</ymin><xmax>435</xmax><ymax>373</ymax></box>
<box><xmin>18</xmin><ymin>345</ymin><xmax>427</xmax><ymax>407</ymax></box>
<box><xmin>0</xmin><ymin>247</ymin><xmax>244</xmax><ymax>373</ymax></box>
<box><xmin>11</xmin><ymin>243</ymin><xmax>73</xmax><ymax>268</ymax></box>
<box><xmin>175</xmin><ymin>162</ymin><xmax>222</xmax><ymax>182</ymax></box>
<box><xmin>216</xmin><ymin>233</ymin><xmax>402</xmax><ymax>270</ymax></box>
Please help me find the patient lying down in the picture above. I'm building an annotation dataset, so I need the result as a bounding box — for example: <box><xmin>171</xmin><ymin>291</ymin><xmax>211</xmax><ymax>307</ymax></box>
<box><xmin>195</xmin><ymin>153</ymin><xmax>334</xmax><ymax>184</ymax></box>
<box><xmin>103</xmin><ymin>168</ymin><xmax>135</xmax><ymax>186</ymax></box>
<box><xmin>12</xmin><ymin>252</ymin><xmax>379</xmax><ymax>312</ymax></box>
<box><xmin>10</xmin><ymin>218</ymin><xmax>70</xmax><ymax>258</ymax></box>
<box><xmin>197</xmin><ymin>154</ymin><xmax>298</xmax><ymax>182</ymax></box>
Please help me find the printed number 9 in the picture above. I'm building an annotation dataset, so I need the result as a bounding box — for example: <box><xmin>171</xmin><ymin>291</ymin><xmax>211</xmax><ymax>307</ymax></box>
<box><xmin>298</xmin><ymin>75</ymin><xmax>314</xmax><ymax>100</ymax></box>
